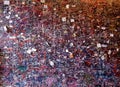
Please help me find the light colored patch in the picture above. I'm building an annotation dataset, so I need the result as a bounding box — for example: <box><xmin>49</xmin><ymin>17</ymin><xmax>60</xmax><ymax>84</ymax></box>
<box><xmin>4</xmin><ymin>0</ymin><xmax>10</xmax><ymax>5</ymax></box>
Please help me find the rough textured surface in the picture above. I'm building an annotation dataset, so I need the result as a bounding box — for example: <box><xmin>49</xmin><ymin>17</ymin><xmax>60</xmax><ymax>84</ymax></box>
<box><xmin>0</xmin><ymin>0</ymin><xmax>120</xmax><ymax>87</ymax></box>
